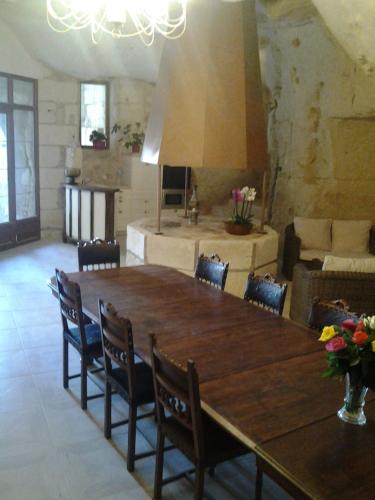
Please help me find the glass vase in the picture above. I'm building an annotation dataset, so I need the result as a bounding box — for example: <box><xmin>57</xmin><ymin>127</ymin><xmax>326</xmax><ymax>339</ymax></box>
<box><xmin>337</xmin><ymin>373</ymin><xmax>368</xmax><ymax>426</ymax></box>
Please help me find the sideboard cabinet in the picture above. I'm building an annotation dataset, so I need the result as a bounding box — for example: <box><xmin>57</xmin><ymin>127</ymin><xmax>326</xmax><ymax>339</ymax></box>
<box><xmin>64</xmin><ymin>184</ymin><xmax>119</xmax><ymax>243</ymax></box>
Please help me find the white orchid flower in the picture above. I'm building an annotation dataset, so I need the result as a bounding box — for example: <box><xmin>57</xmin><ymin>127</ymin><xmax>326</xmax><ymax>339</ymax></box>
<box><xmin>246</xmin><ymin>188</ymin><xmax>256</xmax><ymax>202</ymax></box>
<box><xmin>240</xmin><ymin>186</ymin><xmax>250</xmax><ymax>197</ymax></box>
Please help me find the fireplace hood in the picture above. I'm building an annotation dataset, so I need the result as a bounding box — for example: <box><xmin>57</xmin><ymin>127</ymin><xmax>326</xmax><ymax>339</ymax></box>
<box><xmin>141</xmin><ymin>0</ymin><xmax>268</xmax><ymax>171</ymax></box>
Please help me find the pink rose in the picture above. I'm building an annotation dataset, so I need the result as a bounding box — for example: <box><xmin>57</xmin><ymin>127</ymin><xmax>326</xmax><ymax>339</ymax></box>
<box><xmin>325</xmin><ymin>337</ymin><xmax>347</xmax><ymax>352</ymax></box>
<box><xmin>341</xmin><ymin>319</ymin><xmax>357</xmax><ymax>332</ymax></box>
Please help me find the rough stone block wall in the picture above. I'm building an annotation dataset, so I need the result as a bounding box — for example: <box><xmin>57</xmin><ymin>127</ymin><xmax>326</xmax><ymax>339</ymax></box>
<box><xmin>257</xmin><ymin>0</ymin><xmax>375</xmax><ymax>250</ymax></box>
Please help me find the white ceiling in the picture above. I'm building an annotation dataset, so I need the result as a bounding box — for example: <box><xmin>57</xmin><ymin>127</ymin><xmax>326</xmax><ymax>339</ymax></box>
<box><xmin>0</xmin><ymin>0</ymin><xmax>164</xmax><ymax>82</ymax></box>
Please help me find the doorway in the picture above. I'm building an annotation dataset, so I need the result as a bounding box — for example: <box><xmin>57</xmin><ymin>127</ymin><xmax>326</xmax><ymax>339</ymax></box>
<box><xmin>0</xmin><ymin>73</ymin><xmax>40</xmax><ymax>250</ymax></box>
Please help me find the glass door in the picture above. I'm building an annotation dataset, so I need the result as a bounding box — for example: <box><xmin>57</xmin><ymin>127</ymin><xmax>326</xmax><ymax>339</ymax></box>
<box><xmin>0</xmin><ymin>73</ymin><xmax>40</xmax><ymax>250</ymax></box>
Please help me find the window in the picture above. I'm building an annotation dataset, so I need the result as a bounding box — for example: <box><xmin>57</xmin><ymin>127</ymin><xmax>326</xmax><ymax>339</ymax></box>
<box><xmin>80</xmin><ymin>82</ymin><xmax>109</xmax><ymax>147</ymax></box>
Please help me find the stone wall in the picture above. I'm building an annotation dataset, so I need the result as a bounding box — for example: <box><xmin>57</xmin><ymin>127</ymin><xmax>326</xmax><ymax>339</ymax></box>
<box><xmin>80</xmin><ymin>78</ymin><xmax>154</xmax><ymax>187</ymax></box>
<box><xmin>257</xmin><ymin>1</ymin><xmax>375</xmax><ymax>244</ymax></box>
<box><xmin>38</xmin><ymin>75</ymin><xmax>79</xmax><ymax>238</ymax></box>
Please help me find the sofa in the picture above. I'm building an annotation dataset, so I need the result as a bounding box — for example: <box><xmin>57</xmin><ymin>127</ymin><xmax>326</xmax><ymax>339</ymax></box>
<box><xmin>282</xmin><ymin>218</ymin><xmax>375</xmax><ymax>280</ymax></box>
<box><xmin>290</xmin><ymin>261</ymin><xmax>375</xmax><ymax>326</ymax></box>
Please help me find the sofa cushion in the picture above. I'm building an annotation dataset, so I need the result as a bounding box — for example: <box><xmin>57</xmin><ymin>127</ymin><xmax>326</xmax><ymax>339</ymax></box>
<box><xmin>332</xmin><ymin>220</ymin><xmax>372</xmax><ymax>254</ymax></box>
<box><xmin>322</xmin><ymin>255</ymin><xmax>375</xmax><ymax>272</ymax></box>
<box><xmin>294</xmin><ymin>217</ymin><xmax>332</xmax><ymax>251</ymax></box>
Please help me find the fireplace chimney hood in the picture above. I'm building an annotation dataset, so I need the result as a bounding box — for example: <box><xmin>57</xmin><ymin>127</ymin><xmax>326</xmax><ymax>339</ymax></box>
<box><xmin>141</xmin><ymin>0</ymin><xmax>268</xmax><ymax>171</ymax></box>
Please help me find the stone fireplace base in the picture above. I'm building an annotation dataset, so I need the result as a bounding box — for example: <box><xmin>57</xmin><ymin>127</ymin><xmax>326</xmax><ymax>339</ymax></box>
<box><xmin>126</xmin><ymin>215</ymin><xmax>279</xmax><ymax>298</ymax></box>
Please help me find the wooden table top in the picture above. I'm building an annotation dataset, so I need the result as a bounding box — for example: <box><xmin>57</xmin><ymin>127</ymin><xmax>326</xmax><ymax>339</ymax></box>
<box><xmin>50</xmin><ymin>265</ymin><xmax>375</xmax><ymax>498</ymax></box>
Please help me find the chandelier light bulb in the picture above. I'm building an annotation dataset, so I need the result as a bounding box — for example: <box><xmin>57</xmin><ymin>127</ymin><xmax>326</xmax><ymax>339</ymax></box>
<box><xmin>46</xmin><ymin>0</ymin><xmax>187</xmax><ymax>45</ymax></box>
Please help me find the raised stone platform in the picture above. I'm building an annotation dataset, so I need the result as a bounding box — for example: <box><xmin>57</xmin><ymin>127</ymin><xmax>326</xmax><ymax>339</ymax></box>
<box><xmin>127</xmin><ymin>215</ymin><xmax>279</xmax><ymax>297</ymax></box>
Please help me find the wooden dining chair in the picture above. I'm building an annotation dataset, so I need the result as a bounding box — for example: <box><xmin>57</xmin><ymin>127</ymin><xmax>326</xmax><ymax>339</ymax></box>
<box><xmin>149</xmin><ymin>334</ymin><xmax>248</xmax><ymax>500</ymax></box>
<box><xmin>55</xmin><ymin>269</ymin><xmax>104</xmax><ymax>410</ymax></box>
<box><xmin>78</xmin><ymin>238</ymin><xmax>120</xmax><ymax>271</ymax></box>
<box><xmin>194</xmin><ymin>253</ymin><xmax>229</xmax><ymax>290</ymax></box>
<box><xmin>98</xmin><ymin>300</ymin><xmax>156</xmax><ymax>472</ymax></box>
<box><xmin>308</xmin><ymin>298</ymin><xmax>358</xmax><ymax>331</ymax></box>
<box><xmin>244</xmin><ymin>272</ymin><xmax>288</xmax><ymax>316</ymax></box>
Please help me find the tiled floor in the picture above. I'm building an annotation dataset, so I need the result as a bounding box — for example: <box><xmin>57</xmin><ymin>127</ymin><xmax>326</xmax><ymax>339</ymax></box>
<box><xmin>0</xmin><ymin>239</ymin><xmax>291</xmax><ymax>500</ymax></box>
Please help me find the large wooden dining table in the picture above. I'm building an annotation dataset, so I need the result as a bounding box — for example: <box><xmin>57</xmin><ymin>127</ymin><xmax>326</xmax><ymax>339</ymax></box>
<box><xmin>50</xmin><ymin>265</ymin><xmax>375</xmax><ymax>499</ymax></box>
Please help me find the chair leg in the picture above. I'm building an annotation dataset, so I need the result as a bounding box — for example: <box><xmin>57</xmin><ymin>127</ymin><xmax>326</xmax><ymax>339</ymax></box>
<box><xmin>255</xmin><ymin>467</ymin><xmax>263</xmax><ymax>500</ymax></box>
<box><xmin>63</xmin><ymin>338</ymin><xmax>69</xmax><ymax>389</ymax></box>
<box><xmin>80</xmin><ymin>358</ymin><xmax>88</xmax><ymax>410</ymax></box>
<box><xmin>194</xmin><ymin>465</ymin><xmax>205</xmax><ymax>500</ymax></box>
<box><xmin>127</xmin><ymin>403</ymin><xmax>137</xmax><ymax>472</ymax></box>
<box><xmin>104</xmin><ymin>381</ymin><xmax>112</xmax><ymax>439</ymax></box>
<box><xmin>154</xmin><ymin>429</ymin><xmax>165</xmax><ymax>500</ymax></box>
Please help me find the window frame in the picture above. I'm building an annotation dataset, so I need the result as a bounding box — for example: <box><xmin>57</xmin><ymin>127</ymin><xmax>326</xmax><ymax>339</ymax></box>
<box><xmin>79</xmin><ymin>81</ymin><xmax>110</xmax><ymax>149</ymax></box>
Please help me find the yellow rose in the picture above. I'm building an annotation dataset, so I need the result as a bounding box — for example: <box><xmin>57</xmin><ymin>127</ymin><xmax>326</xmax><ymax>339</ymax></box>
<box><xmin>371</xmin><ymin>340</ymin><xmax>375</xmax><ymax>353</ymax></box>
<box><xmin>318</xmin><ymin>326</ymin><xmax>337</xmax><ymax>342</ymax></box>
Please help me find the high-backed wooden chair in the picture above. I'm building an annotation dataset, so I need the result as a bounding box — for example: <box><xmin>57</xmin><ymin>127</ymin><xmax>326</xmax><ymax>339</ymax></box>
<box><xmin>55</xmin><ymin>269</ymin><xmax>103</xmax><ymax>410</ymax></box>
<box><xmin>149</xmin><ymin>334</ymin><xmax>248</xmax><ymax>500</ymax></box>
<box><xmin>244</xmin><ymin>272</ymin><xmax>288</xmax><ymax>316</ymax></box>
<box><xmin>98</xmin><ymin>300</ymin><xmax>155</xmax><ymax>472</ymax></box>
<box><xmin>78</xmin><ymin>238</ymin><xmax>120</xmax><ymax>271</ymax></box>
<box><xmin>308</xmin><ymin>298</ymin><xmax>358</xmax><ymax>331</ymax></box>
<box><xmin>194</xmin><ymin>253</ymin><xmax>229</xmax><ymax>290</ymax></box>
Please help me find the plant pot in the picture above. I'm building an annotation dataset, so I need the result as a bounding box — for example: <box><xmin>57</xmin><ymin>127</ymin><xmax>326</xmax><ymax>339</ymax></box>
<box><xmin>93</xmin><ymin>140</ymin><xmax>106</xmax><ymax>150</ymax></box>
<box><xmin>132</xmin><ymin>143</ymin><xmax>141</xmax><ymax>154</ymax></box>
<box><xmin>224</xmin><ymin>221</ymin><xmax>253</xmax><ymax>235</ymax></box>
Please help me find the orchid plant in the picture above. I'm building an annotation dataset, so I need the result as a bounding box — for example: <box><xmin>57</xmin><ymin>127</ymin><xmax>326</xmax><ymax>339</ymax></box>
<box><xmin>230</xmin><ymin>186</ymin><xmax>256</xmax><ymax>225</ymax></box>
<box><xmin>319</xmin><ymin>315</ymin><xmax>375</xmax><ymax>390</ymax></box>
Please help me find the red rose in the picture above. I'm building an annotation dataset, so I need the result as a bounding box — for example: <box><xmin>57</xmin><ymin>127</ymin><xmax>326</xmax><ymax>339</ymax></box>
<box><xmin>325</xmin><ymin>337</ymin><xmax>347</xmax><ymax>352</ymax></box>
<box><xmin>355</xmin><ymin>321</ymin><xmax>365</xmax><ymax>331</ymax></box>
<box><xmin>352</xmin><ymin>331</ymin><xmax>369</xmax><ymax>346</ymax></box>
<box><xmin>342</xmin><ymin>319</ymin><xmax>357</xmax><ymax>332</ymax></box>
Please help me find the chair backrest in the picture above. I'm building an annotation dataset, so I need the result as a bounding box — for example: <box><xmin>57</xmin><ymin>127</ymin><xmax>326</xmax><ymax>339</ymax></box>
<box><xmin>78</xmin><ymin>238</ymin><xmax>120</xmax><ymax>271</ymax></box>
<box><xmin>149</xmin><ymin>334</ymin><xmax>205</xmax><ymax>459</ymax></box>
<box><xmin>244</xmin><ymin>272</ymin><xmax>288</xmax><ymax>316</ymax></box>
<box><xmin>308</xmin><ymin>298</ymin><xmax>358</xmax><ymax>331</ymax></box>
<box><xmin>98</xmin><ymin>300</ymin><xmax>136</xmax><ymax>398</ymax></box>
<box><xmin>194</xmin><ymin>253</ymin><xmax>229</xmax><ymax>290</ymax></box>
<box><xmin>55</xmin><ymin>269</ymin><xmax>87</xmax><ymax>348</ymax></box>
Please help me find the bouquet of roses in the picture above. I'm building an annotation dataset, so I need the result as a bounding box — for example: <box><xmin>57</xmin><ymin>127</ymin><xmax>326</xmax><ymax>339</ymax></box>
<box><xmin>231</xmin><ymin>186</ymin><xmax>256</xmax><ymax>224</ymax></box>
<box><xmin>319</xmin><ymin>315</ymin><xmax>375</xmax><ymax>389</ymax></box>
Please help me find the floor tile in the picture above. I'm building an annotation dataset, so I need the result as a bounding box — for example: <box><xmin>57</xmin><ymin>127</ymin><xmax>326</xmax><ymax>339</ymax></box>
<box><xmin>0</xmin><ymin>375</ymin><xmax>41</xmax><ymax>413</ymax></box>
<box><xmin>0</xmin><ymin>349</ymin><xmax>31</xmax><ymax>379</ymax></box>
<box><xmin>19</xmin><ymin>323</ymin><xmax>61</xmax><ymax>349</ymax></box>
<box><xmin>0</xmin><ymin>329</ymin><xmax>23</xmax><ymax>352</ymax></box>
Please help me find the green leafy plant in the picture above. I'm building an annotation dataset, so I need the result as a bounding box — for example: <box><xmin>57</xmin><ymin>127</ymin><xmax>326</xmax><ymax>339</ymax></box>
<box><xmin>111</xmin><ymin>122</ymin><xmax>145</xmax><ymax>149</ymax></box>
<box><xmin>89</xmin><ymin>130</ymin><xmax>107</xmax><ymax>143</ymax></box>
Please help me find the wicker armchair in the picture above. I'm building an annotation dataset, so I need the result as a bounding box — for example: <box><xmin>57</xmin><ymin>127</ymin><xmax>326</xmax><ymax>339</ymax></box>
<box><xmin>290</xmin><ymin>263</ymin><xmax>375</xmax><ymax>326</ymax></box>
<box><xmin>282</xmin><ymin>223</ymin><xmax>375</xmax><ymax>280</ymax></box>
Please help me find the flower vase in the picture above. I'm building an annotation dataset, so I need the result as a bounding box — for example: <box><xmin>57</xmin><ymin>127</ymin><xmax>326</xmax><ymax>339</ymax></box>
<box><xmin>337</xmin><ymin>373</ymin><xmax>368</xmax><ymax>426</ymax></box>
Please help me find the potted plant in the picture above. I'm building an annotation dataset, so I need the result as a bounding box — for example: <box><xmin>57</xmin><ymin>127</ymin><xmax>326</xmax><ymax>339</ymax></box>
<box><xmin>89</xmin><ymin>130</ymin><xmax>107</xmax><ymax>150</ymax></box>
<box><xmin>225</xmin><ymin>186</ymin><xmax>256</xmax><ymax>235</ymax></box>
<box><xmin>111</xmin><ymin>122</ymin><xmax>145</xmax><ymax>154</ymax></box>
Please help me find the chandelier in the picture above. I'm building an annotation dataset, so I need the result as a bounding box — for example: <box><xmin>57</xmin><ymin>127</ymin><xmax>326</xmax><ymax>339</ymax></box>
<box><xmin>46</xmin><ymin>0</ymin><xmax>187</xmax><ymax>45</ymax></box>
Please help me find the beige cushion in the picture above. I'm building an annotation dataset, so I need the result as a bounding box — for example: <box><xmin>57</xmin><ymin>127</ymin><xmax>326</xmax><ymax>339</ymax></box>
<box><xmin>323</xmin><ymin>255</ymin><xmax>375</xmax><ymax>272</ymax></box>
<box><xmin>332</xmin><ymin>220</ymin><xmax>372</xmax><ymax>253</ymax></box>
<box><xmin>294</xmin><ymin>217</ymin><xmax>332</xmax><ymax>251</ymax></box>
